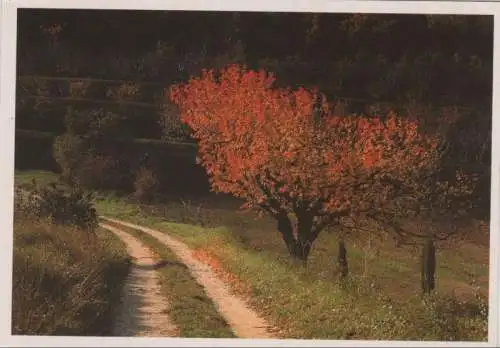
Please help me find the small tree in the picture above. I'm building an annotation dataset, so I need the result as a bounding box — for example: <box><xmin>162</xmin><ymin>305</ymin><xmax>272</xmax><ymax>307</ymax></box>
<box><xmin>134</xmin><ymin>166</ymin><xmax>159</xmax><ymax>203</ymax></box>
<box><xmin>421</xmin><ymin>237</ymin><xmax>436</xmax><ymax>294</ymax></box>
<box><xmin>53</xmin><ymin>107</ymin><xmax>126</xmax><ymax>189</ymax></box>
<box><xmin>338</xmin><ymin>239</ymin><xmax>349</xmax><ymax>278</ymax></box>
<box><xmin>169</xmin><ymin>65</ymin><xmax>445</xmax><ymax>263</ymax></box>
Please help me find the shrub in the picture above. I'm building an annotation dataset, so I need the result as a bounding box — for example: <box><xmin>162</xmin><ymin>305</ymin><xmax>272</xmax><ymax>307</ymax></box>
<box><xmin>133</xmin><ymin>166</ymin><xmax>159</xmax><ymax>203</ymax></box>
<box><xmin>16</xmin><ymin>182</ymin><xmax>98</xmax><ymax>232</ymax></box>
<box><xmin>63</xmin><ymin>107</ymin><xmax>124</xmax><ymax>138</ymax></box>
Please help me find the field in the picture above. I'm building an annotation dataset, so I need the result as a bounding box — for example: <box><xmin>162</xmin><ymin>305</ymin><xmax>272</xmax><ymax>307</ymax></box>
<box><xmin>14</xmin><ymin>170</ymin><xmax>489</xmax><ymax>340</ymax></box>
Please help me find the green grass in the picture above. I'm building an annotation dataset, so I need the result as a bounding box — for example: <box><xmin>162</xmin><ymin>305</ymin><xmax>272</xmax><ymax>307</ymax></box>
<box><xmin>101</xmin><ymin>219</ymin><xmax>236</xmax><ymax>338</ymax></box>
<box><xmin>14</xmin><ymin>170</ymin><xmax>61</xmax><ymax>188</ymax></box>
<box><xmin>17</xmin><ymin>170</ymin><xmax>489</xmax><ymax>340</ymax></box>
<box><xmin>12</xmin><ymin>217</ymin><xmax>131</xmax><ymax>335</ymax></box>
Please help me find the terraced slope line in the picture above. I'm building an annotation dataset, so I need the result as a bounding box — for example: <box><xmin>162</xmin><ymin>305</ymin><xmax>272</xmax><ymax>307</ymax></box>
<box><xmin>101</xmin><ymin>216</ymin><xmax>274</xmax><ymax>339</ymax></box>
<box><xmin>100</xmin><ymin>223</ymin><xmax>179</xmax><ymax>337</ymax></box>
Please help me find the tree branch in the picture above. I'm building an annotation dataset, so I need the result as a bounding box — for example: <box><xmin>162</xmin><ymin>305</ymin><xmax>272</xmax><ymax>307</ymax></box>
<box><xmin>254</xmin><ymin>173</ymin><xmax>284</xmax><ymax>217</ymax></box>
<box><xmin>366</xmin><ymin>211</ymin><xmax>456</xmax><ymax>244</ymax></box>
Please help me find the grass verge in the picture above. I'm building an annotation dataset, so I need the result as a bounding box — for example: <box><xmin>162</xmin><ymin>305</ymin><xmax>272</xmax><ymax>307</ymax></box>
<box><xmin>96</xmin><ymin>198</ymin><xmax>488</xmax><ymax>341</ymax></box>
<box><xmin>12</xmin><ymin>218</ymin><xmax>130</xmax><ymax>336</ymax></box>
<box><xmin>101</xmin><ymin>219</ymin><xmax>236</xmax><ymax>338</ymax></box>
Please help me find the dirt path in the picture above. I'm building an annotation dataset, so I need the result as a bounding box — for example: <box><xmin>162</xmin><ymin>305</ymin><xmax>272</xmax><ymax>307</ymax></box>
<box><xmin>101</xmin><ymin>216</ymin><xmax>274</xmax><ymax>339</ymax></box>
<box><xmin>100</xmin><ymin>223</ymin><xmax>178</xmax><ymax>337</ymax></box>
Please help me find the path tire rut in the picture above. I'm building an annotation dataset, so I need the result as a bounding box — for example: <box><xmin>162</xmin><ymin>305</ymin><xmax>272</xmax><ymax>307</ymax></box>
<box><xmin>100</xmin><ymin>223</ymin><xmax>178</xmax><ymax>337</ymax></box>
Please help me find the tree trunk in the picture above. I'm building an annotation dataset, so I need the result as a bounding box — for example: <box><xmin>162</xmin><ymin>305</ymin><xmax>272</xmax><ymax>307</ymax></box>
<box><xmin>421</xmin><ymin>238</ymin><xmax>436</xmax><ymax>294</ymax></box>
<box><xmin>276</xmin><ymin>212</ymin><xmax>313</xmax><ymax>263</ymax></box>
<box><xmin>291</xmin><ymin>243</ymin><xmax>311</xmax><ymax>263</ymax></box>
<box><xmin>338</xmin><ymin>239</ymin><xmax>348</xmax><ymax>278</ymax></box>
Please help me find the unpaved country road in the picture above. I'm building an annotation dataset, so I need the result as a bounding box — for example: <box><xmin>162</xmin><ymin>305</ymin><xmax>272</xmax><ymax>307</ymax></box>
<box><xmin>100</xmin><ymin>223</ymin><xmax>178</xmax><ymax>337</ymax></box>
<box><xmin>101</xmin><ymin>216</ymin><xmax>274</xmax><ymax>339</ymax></box>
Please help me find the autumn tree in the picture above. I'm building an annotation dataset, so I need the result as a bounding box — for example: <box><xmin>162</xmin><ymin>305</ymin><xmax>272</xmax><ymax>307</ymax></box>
<box><xmin>169</xmin><ymin>65</ymin><xmax>454</xmax><ymax>262</ymax></box>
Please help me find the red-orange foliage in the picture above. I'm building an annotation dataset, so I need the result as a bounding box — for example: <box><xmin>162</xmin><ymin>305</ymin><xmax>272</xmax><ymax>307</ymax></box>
<box><xmin>169</xmin><ymin>65</ymin><xmax>442</xmax><ymax>261</ymax></box>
